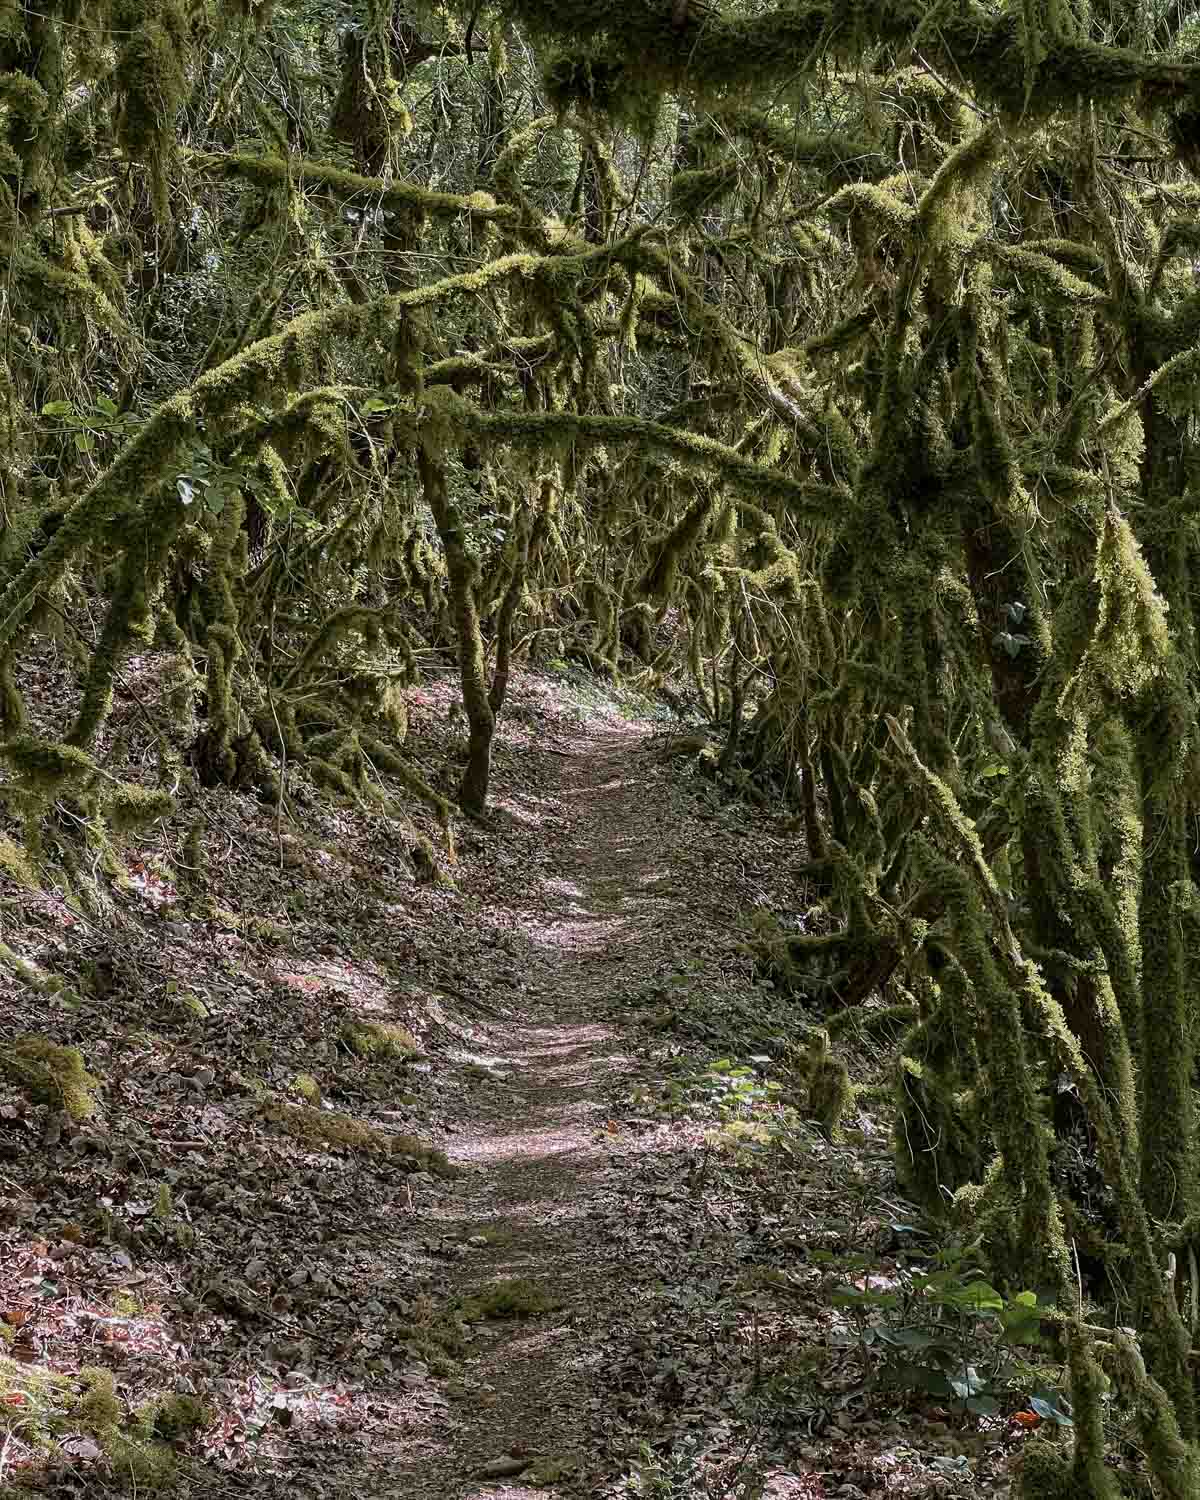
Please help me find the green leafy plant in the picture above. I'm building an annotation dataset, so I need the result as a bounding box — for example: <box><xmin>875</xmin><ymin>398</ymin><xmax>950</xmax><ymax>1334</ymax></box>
<box><xmin>41</xmin><ymin>395</ymin><xmax>138</xmax><ymax>455</ymax></box>
<box><xmin>831</xmin><ymin>1244</ymin><xmax>1068</xmax><ymax>1423</ymax></box>
<box><xmin>625</xmin><ymin>1435</ymin><xmax>765</xmax><ymax>1500</ymax></box>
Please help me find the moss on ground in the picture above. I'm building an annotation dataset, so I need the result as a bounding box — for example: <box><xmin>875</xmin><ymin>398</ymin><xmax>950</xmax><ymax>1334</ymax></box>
<box><xmin>0</xmin><ymin>1354</ymin><xmax>73</xmax><ymax>1447</ymax></box>
<box><xmin>394</xmin><ymin>1292</ymin><xmax>469</xmax><ymax>1375</ymax></box>
<box><xmin>146</xmin><ymin>1392</ymin><xmax>213</xmax><ymax>1440</ymax></box>
<box><xmin>340</xmin><ymin>1017</ymin><xmax>419</xmax><ymax>1060</ymax></box>
<box><xmin>0</xmin><ymin>835</ymin><xmax>41</xmax><ymax>890</ymax></box>
<box><xmin>0</xmin><ymin>1358</ymin><xmax>211</xmax><ymax>1490</ymax></box>
<box><xmin>264</xmin><ymin>1098</ymin><xmax>454</xmax><ymax>1174</ymax></box>
<box><xmin>290</xmin><ymin>1071</ymin><xmax>322</xmax><ymax>1103</ymax></box>
<box><xmin>0</xmin><ymin>1035</ymin><xmax>100</xmax><ymax>1120</ymax></box>
<box><xmin>458</xmin><ymin>1277</ymin><xmax>561</xmax><ymax>1322</ymax></box>
<box><xmin>527</xmin><ymin>1453</ymin><xmax>581</xmax><ymax>1485</ymax></box>
<box><xmin>474</xmin><ymin>1223</ymin><xmax>515</xmax><ymax>1246</ymax></box>
<box><xmin>172</xmin><ymin>991</ymin><xmax>209</xmax><ymax>1022</ymax></box>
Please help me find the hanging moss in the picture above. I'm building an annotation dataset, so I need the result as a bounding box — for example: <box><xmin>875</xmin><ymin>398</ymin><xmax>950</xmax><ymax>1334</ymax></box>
<box><xmin>894</xmin><ymin>962</ymin><xmax>985</xmax><ymax>1211</ymax></box>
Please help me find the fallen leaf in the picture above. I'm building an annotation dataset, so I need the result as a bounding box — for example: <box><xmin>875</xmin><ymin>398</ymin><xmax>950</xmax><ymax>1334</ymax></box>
<box><xmin>64</xmin><ymin>1436</ymin><xmax>104</xmax><ymax>1460</ymax></box>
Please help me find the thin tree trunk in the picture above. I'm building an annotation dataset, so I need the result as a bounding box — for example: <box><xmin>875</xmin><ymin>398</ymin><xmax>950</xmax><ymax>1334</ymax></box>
<box><xmin>489</xmin><ymin>514</ymin><xmax>530</xmax><ymax>715</ymax></box>
<box><xmin>418</xmin><ymin>444</ymin><xmax>495</xmax><ymax>816</ymax></box>
<box><xmin>718</xmin><ymin>655</ymin><xmax>750</xmax><ymax>774</ymax></box>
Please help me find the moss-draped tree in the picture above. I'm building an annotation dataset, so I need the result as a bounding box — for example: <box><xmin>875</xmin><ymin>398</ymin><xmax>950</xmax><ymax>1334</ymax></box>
<box><xmin>11</xmin><ymin>0</ymin><xmax>1200</xmax><ymax>1487</ymax></box>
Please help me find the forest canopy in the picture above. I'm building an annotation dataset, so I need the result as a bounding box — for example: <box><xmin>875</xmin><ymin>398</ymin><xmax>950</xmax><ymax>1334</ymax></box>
<box><xmin>9</xmin><ymin>0</ymin><xmax>1200</xmax><ymax>1491</ymax></box>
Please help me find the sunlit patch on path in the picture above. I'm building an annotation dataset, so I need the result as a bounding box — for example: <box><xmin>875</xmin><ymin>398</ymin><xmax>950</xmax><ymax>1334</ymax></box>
<box><xmin>381</xmin><ymin>720</ymin><xmax>789</xmax><ymax>1499</ymax></box>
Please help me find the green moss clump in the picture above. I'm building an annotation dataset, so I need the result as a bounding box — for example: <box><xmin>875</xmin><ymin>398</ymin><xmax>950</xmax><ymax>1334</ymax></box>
<box><xmin>0</xmin><ymin>834</ymin><xmax>40</xmax><ymax>890</ymax></box>
<box><xmin>76</xmin><ymin>1367</ymin><xmax>122</xmax><ymax>1430</ymax></box>
<box><xmin>340</xmin><ymin>1018</ymin><xmax>419</xmax><ymax>1061</ymax></box>
<box><xmin>394</xmin><ymin>1297</ymin><xmax>469</xmax><ymax>1374</ymax></box>
<box><xmin>0</xmin><ymin>1358</ymin><xmax>201</xmax><ymax>1485</ymax></box>
<box><xmin>787</xmin><ymin>1030</ymin><xmax>852</xmax><ymax>1138</ymax></box>
<box><xmin>0</xmin><ymin>734</ymin><xmax>95</xmax><ymax>793</ymax></box>
<box><xmin>265</xmin><ymin>1098</ymin><xmax>454</xmax><ymax>1174</ymax></box>
<box><xmin>174</xmin><ymin>992</ymin><xmax>209</xmax><ymax>1021</ymax></box>
<box><xmin>78</xmin><ymin>1369</ymin><xmax>176</xmax><ymax>1482</ymax></box>
<box><xmin>104</xmin><ymin>1430</ymin><xmax>177</xmax><ymax>1490</ymax></box>
<box><xmin>0</xmin><ymin>1353</ymin><xmax>73</xmax><ymax>1445</ymax></box>
<box><xmin>106</xmin><ymin>780</ymin><xmax>175</xmax><ymax>833</ymax></box>
<box><xmin>1017</xmin><ymin>1439</ymin><xmax>1073</xmax><ymax>1499</ymax></box>
<box><xmin>149</xmin><ymin>1392</ymin><xmax>212</xmax><ymax>1440</ymax></box>
<box><xmin>0</xmin><ymin>1035</ymin><xmax>100</xmax><ymax>1120</ymax></box>
<box><xmin>527</xmin><ymin>1454</ymin><xmax>580</xmax><ymax>1486</ymax></box>
<box><xmin>808</xmin><ymin>1050</ymin><xmax>853</xmax><ymax>1137</ymax></box>
<box><xmin>459</xmin><ymin>1277</ymin><xmax>561</xmax><ymax>1322</ymax></box>
<box><xmin>290</xmin><ymin>1072</ymin><xmax>322</xmax><ymax>1103</ymax></box>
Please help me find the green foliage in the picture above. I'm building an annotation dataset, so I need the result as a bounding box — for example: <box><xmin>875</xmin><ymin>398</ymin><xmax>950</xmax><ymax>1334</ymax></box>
<box><xmin>832</xmin><ymin>1246</ymin><xmax>1063</xmax><ymax>1422</ymax></box>
<box><xmin>7</xmin><ymin>0</ymin><xmax>1200</xmax><ymax>1478</ymax></box>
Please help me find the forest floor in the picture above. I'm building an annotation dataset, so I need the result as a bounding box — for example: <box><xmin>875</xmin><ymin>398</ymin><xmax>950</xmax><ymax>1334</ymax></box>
<box><xmin>0</xmin><ymin>668</ymin><xmax>1029</xmax><ymax>1500</ymax></box>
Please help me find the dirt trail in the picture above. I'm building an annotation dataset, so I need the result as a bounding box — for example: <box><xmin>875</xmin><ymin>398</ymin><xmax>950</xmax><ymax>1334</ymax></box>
<box><xmin>388</xmin><ymin>716</ymin><xmax>774</xmax><ymax>1500</ymax></box>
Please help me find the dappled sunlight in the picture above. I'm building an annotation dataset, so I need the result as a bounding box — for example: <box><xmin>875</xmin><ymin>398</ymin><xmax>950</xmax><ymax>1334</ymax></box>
<box><xmin>489</xmin><ymin>794</ymin><xmax>552</xmax><ymax>829</ymax></box>
<box><xmin>0</xmin><ymin>1220</ymin><xmax>453</xmax><ymax>1491</ymax></box>
<box><xmin>455</xmin><ymin>1124</ymin><xmax>607</xmax><ymax>1167</ymax></box>
<box><xmin>0</xmin><ymin>693</ymin><xmax>807</xmax><ymax>1498</ymax></box>
<box><xmin>268</xmin><ymin>953</ymin><xmax>397</xmax><ymax>1016</ymax></box>
<box><xmin>508</xmin><ymin>912</ymin><xmax>635</xmax><ymax>953</ymax></box>
<box><xmin>424</xmin><ymin>1197</ymin><xmax>604</xmax><ymax>1235</ymax></box>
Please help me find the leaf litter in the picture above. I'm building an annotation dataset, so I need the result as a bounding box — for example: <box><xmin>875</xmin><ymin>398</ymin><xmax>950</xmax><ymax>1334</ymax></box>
<box><xmin>0</xmin><ymin>666</ymin><xmax>1032</xmax><ymax>1499</ymax></box>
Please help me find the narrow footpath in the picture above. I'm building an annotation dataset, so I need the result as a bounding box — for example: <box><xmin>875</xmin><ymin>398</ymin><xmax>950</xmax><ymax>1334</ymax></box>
<box><xmin>388</xmin><ymin>714</ymin><xmax>792</xmax><ymax>1500</ymax></box>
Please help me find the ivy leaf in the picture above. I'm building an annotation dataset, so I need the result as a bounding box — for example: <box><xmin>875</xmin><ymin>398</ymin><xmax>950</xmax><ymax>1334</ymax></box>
<box><xmin>41</xmin><ymin>400</ymin><xmax>75</xmax><ymax>418</ymax></box>
<box><xmin>948</xmin><ymin>1364</ymin><xmax>988</xmax><ymax>1399</ymax></box>
<box><xmin>993</xmin><ymin>630</ymin><xmax>1032</xmax><ymax>659</ymax></box>
<box><xmin>93</xmin><ymin>395</ymin><xmax>119</xmax><ymax>418</ymax></box>
<box><xmin>204</xmin><ymin>484</ymin><xmax>226</xmax><ymax>515</ymax></box>
<box><xmin>954</xmin><ymin>1280</ymin><xmax>1005</xmax><ymax>1312</ymax></box>
<box><xmin>1030</xmin><ymin>1393</ymin><xmax>1074</xmax><ymax>1427</ymax></box>
<box><xmin>73</xmin><ymin>431</ymin><xmax>94</xmax><ymax>453</ymax></box>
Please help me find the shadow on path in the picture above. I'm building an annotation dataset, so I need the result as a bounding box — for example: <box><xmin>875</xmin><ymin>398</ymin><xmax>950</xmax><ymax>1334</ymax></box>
<box><xmin>380</xmin><ymin>724</ymin><xmax>748</xmax><ymax>1499</ymax></box>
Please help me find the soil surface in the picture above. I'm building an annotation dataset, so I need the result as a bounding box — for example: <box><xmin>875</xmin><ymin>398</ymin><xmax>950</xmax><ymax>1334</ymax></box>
<box><xmin>387</xmin><ymin>714</ymin><xmax>787</xmax><ymax>1499</ymax></box>
<box><xmin>0</xmin><ymin>673</ymin><xmax>1021</xmax><ymax>1499</ymax></box>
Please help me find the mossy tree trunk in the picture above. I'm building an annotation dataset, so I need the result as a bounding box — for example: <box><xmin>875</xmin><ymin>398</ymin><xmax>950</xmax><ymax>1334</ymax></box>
<box><xmin>417</xmin><ymin>443</ymin><xmax>495</xmax><ymax>817</ymax></box>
